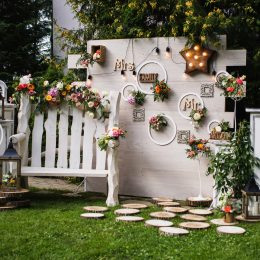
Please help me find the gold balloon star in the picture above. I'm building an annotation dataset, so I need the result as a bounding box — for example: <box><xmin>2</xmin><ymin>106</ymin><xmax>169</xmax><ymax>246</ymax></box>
<box><xmin>180</xmin><ymin>45</ymin><xmax>216</xmax><ymax>74</ymax></box>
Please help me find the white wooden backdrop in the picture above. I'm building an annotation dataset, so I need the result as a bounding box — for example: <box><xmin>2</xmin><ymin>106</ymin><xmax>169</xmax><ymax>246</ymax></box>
<box><xmin>67</xmin><ymin>36</ymin><xmax>246</xmax><ymax>200</ymax></box>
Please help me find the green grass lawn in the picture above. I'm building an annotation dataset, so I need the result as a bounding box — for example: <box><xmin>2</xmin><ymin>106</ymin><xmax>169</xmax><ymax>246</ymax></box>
<box><xmin>0</xmin><ymin>190</ymin><xmax>260</xmax><ymax>260</ymax></box>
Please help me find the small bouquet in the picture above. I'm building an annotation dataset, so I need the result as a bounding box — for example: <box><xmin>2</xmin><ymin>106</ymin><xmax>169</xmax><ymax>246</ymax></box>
<box><xmin>186</xmin><ymin>136</ymin><xmax>210</xmax><ymax>159</ymax></box>
<box><xmin>77</xmin><ymin>52</ymin><xmax>94</xmax><ymax>67</ymax></box>
<box><xmin>151</xmin><ymin>79</ymin><xmax>171</xmax><ymax>102</ymax></box>
<box><xmin>127</xmin><ymin>90</ymin><xmax>146</xmax><ymax>106</ymax></box>
<box><xmin>149</xmin><ymin>114</ymin><xmax>168</xmax><ymax>131</ymax></box>
<box><xmin>210</xmin><ymin>121</ymin><xmax>232</xmax><ymax>140</ymax></box>
<box><xmin>93</xmin><ymin>49</ymin><xmax>101</xmax><ymax>61</ymax></box>
<box><xmin>2</xmin><ymin>174</ymin><xmax>16</xmax><ymax>189</ymax></box>
<box><xmin>98</xmin><ymin>127</ymin><xmax>127</xmax><ymax>151</ymax></box>
<box><xmin>217</xmin><ymin>73</ymin><xmax>246</xmax><ymax>99</ymax></box>
<box><xmin>189</xmin><ymin>107</ymin><xmax>207</xmax><ymax>128</ymax></box>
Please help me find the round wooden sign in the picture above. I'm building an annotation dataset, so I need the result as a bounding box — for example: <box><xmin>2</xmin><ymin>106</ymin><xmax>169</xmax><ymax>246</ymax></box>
<box><xmin>157</xmin><ymin>201</ymin><xmax>180</xmax><ymax>207</ymax></box>
<box><xmin>150</xmin><ymin>211</ymin><xmax>176</xmax><ymax>219</ymax></box>
<box><xmin>83</xmin><ymin>206</ymin><xmax>108</xmax><ymax>212</ymax></box>
<box><xmin>122</xmin><ymin>203</ymin><xmax>148</xmax><ymax>209</ymax></box>
<box><xmin>114</xmin><ymin>208</ymin><xmax>140</xmax><ymax>215</ymax></box>
<box><xmin>80</xmin><ymin>213</ymin><xmax>104</xmax><ymax>219</ymax></box>
<box><xmin>152</xmin><ymin>197</ymin><xmax>173</xmax><ymax>203</ymax></box>
<box><xmin>163</xmin><ymin>207</ymin><xmax>188</xmax><ymax>214</ymax></box>
<box><xmin>179</xmin><ymin>222</ymin><xmax>210</xmax><ymax>229</ymax></box>
<box><xmin>210</xmin><ymin>218</ymin><xmax>238</xmax><ymax>226</ymax></box>
<box><xmin>217</xmin><ymin>226</ymin><xmax>246</xmax><ymax>235</ymax></box>
<box><xmin>159</xmin><ymin>227</ymin><xmax>189</xmax><ymax>236</ymax></box>
<box><xmin>189</xmin><ymin>209</ymin><xmax>213</xmax><ymax>216</ymax></box>
<box><xmin>116</xmin><ymin>216</ymin><xmax>144</xmax><ymax>222</ymax></box>
<box><xmin>145</xmin><ymin>219</ymin><xmax>173</xmax><ymax>227</ymax></box>
<box><xmin>180</xmin><ymin>214</ymin><xmax>207</xmax><ymax>222</ymax></box>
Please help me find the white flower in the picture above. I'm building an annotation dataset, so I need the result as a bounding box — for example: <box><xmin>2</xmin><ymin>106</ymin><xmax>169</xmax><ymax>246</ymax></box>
<box><xmin>93</xmin><ymin>53</ymin><xmax>101</xmax><ymax>60</ymax></box>
<box><xmin>88</xmin><ymin>112</ymin><xmax>95</xmax><ymax>119</ymax></box>
<box><xmin>88</xmin><ymin>101</ymin><xmax>94</xmax><ymax>108</ymax></box>
<box><xmin>43</xmin><ymin>80</ymin><xmax>49</xmax><ymax>86</ymax></box>
<box><xmin>56</xmin><ymin>82</ymin><xmax>63</xmax><ymax>90</ymax></box>
<box><xmin>92</xmin><ymin>88</ymin><xmax>98</xmax><ymax>94</ymax></box>
<box><xmin>20</xmin><ymin>75</ymin><xmax>31</xmax><ymax>84</ymax></box>
<box><xmin>102</xmin><ymin>90</ymin><xmax>109</xmax><ymax>97</ymax></box>
<box><xmin>215</xmin><ymin>126</ymin><xmax>222</xmax><ymax>133</ymax></box>
<box><xmin>193</xmin><ymin>113</ymin><xmax>201</xmax><ymax>121</ymax></box>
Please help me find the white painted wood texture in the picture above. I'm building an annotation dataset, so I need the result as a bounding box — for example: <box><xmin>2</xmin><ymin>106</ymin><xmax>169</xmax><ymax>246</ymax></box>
<box><xmin>67</xmin><ymin>36</ymin><xmax>246</xmax><ymax>200</ymax></box>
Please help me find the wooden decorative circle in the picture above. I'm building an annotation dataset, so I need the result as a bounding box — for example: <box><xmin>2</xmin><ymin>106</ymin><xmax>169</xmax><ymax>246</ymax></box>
<box><xmin>122</xmin><ymin>203</ymin><xmax>148</xmax><ymax>209</ymax></box>
<box><xmin>179</xmin><ymin>222</ymin><xmax>210</xmax><ymax>229</ymax></box>
<box><xmin>180</xmin><ymin>214</ymin><xmax>207</xmax><ymax>222</ymax></box>
<box><xmin>163</xmin><ymin>207</ymin><xmax>188</xmax><ymax>213</ymax></box>
<box><xmin>217</xmin><ymin>226</ymin><xmax>246</xmax><ymax>235</ymax></box>
<box><xmin>80</xmin><ymin>213</ymin><xmax>104</xmax><ymax>219</ymax></box>
<box><xmin>235</xmin><ymin>215</ymin><xmax>260</xmax><ymax>222</ymax></box>
<box><xmin>153</xmin><ymin>197</ymin><xmax>173</xmax><ymax>203</ymax></box>
<box><xmin>83</xmin><ymin>206</ymin><xmax>108</xmax><ymax>212</ymax></box>
<box><xmin>159</xmin><ymin>227</ymin><xmax>189</xmax><ymax>236</ymax></box>
<box><xmin>145</xmin><ymin>219</ymin><xmax>173</xmax><ymax>227</ymax></box>
<box><xmin>150</xmin><ymin>211</ymin><xmax>176</xmax><ymax>219</ymax></box>
<box><xmin>210</xmin><ymin>218</ymin><xmax>238</xmax><ymax>226</ymax></box>
<box><xmin>114</xmin><ymin>208</ymin><xmax>140</xmax><ymax>215</ymax></box>
<box><xmin>189</xmin><ymin>209</ymin><xmax>213</xmax><ymax>216</ymax></box>
<box><xmin>157</xmin><ymin>201</ymin><xmax>180</xmax><ymax>207</ymax></box>
<box><xmin>121</xmin><ymin>200</ymin><xmax>153</xmax><ymax>206</ymax></box>
<box><xmin>116</xmin><ymin>216</ymin><xmax>144</xmax><ymax>222</ymax></box>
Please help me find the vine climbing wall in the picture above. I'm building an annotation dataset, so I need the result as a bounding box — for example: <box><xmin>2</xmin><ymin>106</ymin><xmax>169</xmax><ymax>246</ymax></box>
<box><xmin>68</xmin><ymin>36</ymin><xmax>246</xmax><ymax>200</ymax></box>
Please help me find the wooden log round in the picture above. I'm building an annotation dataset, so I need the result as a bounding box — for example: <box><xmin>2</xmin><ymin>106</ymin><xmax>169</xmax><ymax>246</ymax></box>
<box><xmin>0</xmin><ymin>189</ymin><xmax>29</xmax><ymax>198</ymax></box>
<box><xmin>217</xmin><ymin>226</ymin><xmax>246</xmax><ymax>235</ymax></box>
<box><xmin>163</xmin><ymin>207</ymin><xmax>188</xmax><ymax>214</ymax></box>
<box><xmin>116</xmin><ymin>216</ymin><xmax>144</xmax><ymax>222</ymax></box>
<box><xmin>180</xmin><ymin>214</ymin><xmax>207</xmax><ymax>222</ymax></box>
<box><xmin>80</xmin><ymin>213</ymin><xmax>104</xmax><ymax>219</ymax></box>
<box><xmin>152</xmin><ymin>197</ymin><xmax>173</xmax><ymax>203</ymax></box>
<box><xmin>122</xmin><ymin>203</ymin><xmax>148</xmax><ymax>209</ymax></box>
<box><xmin>179</xmin><ymin>221</ymin><xmax>210</xmax><ymax>229</ymax></box>
<box><xmin>120</xmin><ymin>200</ymin><xmax>153</xmax><ymax>206</ymax></box>
<box><xmin>150</xmin><ymin>211</ymin><xmax>176</xmax><ymax>219</ymax></box>
<box><xmin>159</xmin><ymin>227</ymin><xmax>189</xmax><ymax>236</ymax></box>
<box><xmin>145</xmin><ymin>219</ymin><xmax>173</xmax><ymax>227</ymax></box>
<box><xmin>157</xmin><ymin>201</ymin><xmax>180</xmax><ymax>207</ymax></box>
<box><xmin>235</xmin><ymin>215</ymin><xmax>260</xmax><ymax>222</ymax></box>
<box><xmin>83</xmin><ymin>206</ymin><xmax>108</xmax><ymax>212</ymax></box>
<box><xmin>114</xmin><ymin>208</ymin><xmax>140</xmax><ymax>215</ymax></box>
<box><xmin>187</xmin><ymin>197</ymin><xmax>212</xmax><ymax>207</ymax></box>
<box><xmin>188</xmin><ymin>209</ymin><xmax>213</xmax><ymax>216</ymax></box>
<box><xmin>6</xmin><ymin>200</ymin><xmax>30</xmax><ymax>208</ymax></box>
<box><xmin>210</xmin><ymin>218</ymin><xmax>238</xmax><ymax>226</ymax></box>
<box><xmin>0</xmin><ymin>205</ymin><xmax>16</xmax><ymax>211</ymax></box>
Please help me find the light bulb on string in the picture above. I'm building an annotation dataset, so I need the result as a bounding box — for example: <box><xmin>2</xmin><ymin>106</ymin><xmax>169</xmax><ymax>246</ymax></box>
<box><xmin>121</xmin><ymin>70</ymin><xmax>126</xmax><ymax>81</ymax></box>
<box><xmin>86</xmin><ymin>75</ymin><xmax>92</xmax><ymax>87</ymax></box>
<box><xmin>165</xmin><ymin>46</ymin><xmax>171</xmax><ymax>58</ymax></box>
<box><xmin>155</xmin><ymin>47</ymin><xmax>160</xmax><ymax>55</ymax></box>
<box><xmin>132</xmin><ymin>70</ymin><xmax>137</xmax><ymax>77</ymax></box>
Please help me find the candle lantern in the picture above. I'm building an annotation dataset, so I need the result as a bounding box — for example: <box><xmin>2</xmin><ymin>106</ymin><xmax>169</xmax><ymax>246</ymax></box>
<box><xmin>0</xmin><ymin>140</ymin><xmax>21</xmax><ymax>191</ymax></box>
<box><xmin>242</xmin><ymin>178</ymin><xmax>260</xmax><ymax>219</ymax></box>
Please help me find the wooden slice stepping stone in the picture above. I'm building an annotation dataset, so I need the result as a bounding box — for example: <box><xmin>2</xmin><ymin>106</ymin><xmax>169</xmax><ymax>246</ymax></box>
<box><xmin>179</xmin><ymin>222</ymin><xmax>210</xmax><ymax>229</ymax></box>
<box><xmin>159</xmin><ymin>227</ymin><xmax>189</xmax><ymax>236</ymax></box>
<box><xmin>217</xmin><ymin>226</ymin><xmax>246</xmax><ymax>235</ymax></box>
<box><xmin>187</xmin><ymin>197</ymin><xmax>212</xmax><ymax>207</ymax></box>
<box><xmin>210</xmin><ymin>218</ymin><xmax>238</xmax><ymax>226</ymax></box>
<box><xmin>150</xmin><ymin>211</ymin><xmax>176</xmax><ymax>219</ymax></box>
<box><xmin>116</xmin><ymin>216</ymin><xmax>144</xmax><ymax>222</ymax></box>
<box><xmin>158</xmin><ymin>201</ymin><xmax>180</xmax><ymax>207</ymax></box>
<box><xmin>189</xmin><ymin>209</ymin><xmax>213</xmax><ymax>216</ymax></box>
<box><xmin>235</xmin><ymin>215</ymin><xmax>260</xmax><ymax>222</ymax></box>
<box><xmin>114</xmin><ymin>208</ymin><xmax>140</xmax><ymax>215</ymax></box>
<box><xmin>122</xmin><ymin>203</ymin><xmax>148</xmax><ymax>209</ymax></box>
<box><xmin>152</xmin><ymin>197</ymin><xmax>173</xmax><ymax>203</ymax></box>
<box><xmin>180</xmin><ymin>214</ymin><xmax>207</xmax><ymax>222</ymax></box>
<box><xmin>83</xmin><ymin>206</ymin><xmax>108</xmax><ymax>212</ymax></box>
<box><xmin>121</xmin><ymin>200</ymin><xmax>153</xmax><ymax>207</ymax></box>
<box><xmin>163</xmin><ymin>207</ymin><xmax>188</xmax><ymax>214</ymax></box>
<box><xmin>145</xmin><ymin>219</ymin><xmax>173</xmax><ymax>227</ymax></box>
<box><xmin>80</xmin><ymin>213</ymin><xmax>104</xmax><ymax>219</ymax></box>
<box><xmin>0</xmin><ymin>205</ymin><xmax>16</xmax><ymax>211</ymax></box>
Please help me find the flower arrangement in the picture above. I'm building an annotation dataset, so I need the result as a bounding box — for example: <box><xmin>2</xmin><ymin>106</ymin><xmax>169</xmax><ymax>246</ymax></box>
<box><xmin>210</xmin><ymin>120</ymin><xmax>232</xmax><ymax>140</ymax></box>
<box><xmin>217</xmin><ymin>73</ymin><xmax>246</xmax><ymax>99</ymax></box>
<box><xmin>186</xmin><ymin>135</ymin><xmax>210</xmax><ymax>159</ymax></box>
<box><xmin>78</xmin><ymin>52</ymin><xmax>94</xmax><ymax>68</ymax></box>
<box><xmin>97</xmin><ymin>127</ymin><xmax>127</xmax><ymax>151</ymax></box>
<box><xmin>127</xmin><ymin>90</ymin><xmax>146</xmax><ymax>106</ymax></box>
<box><xmin>2</xmin><ymin>174</ymin><xmax>16</xmax><ymax>189</ymax></box>
<box><xmin>93</xmin><ymin>49</ymin><xmax>101</xmax><ymax>61</ymax></box>
<box><xmin>189</xmin><ymin>107</ymin><xmax>207</xmax><ymax>128</ymax></box>
<box><xmin>151</xmin><ymin>79</ymin><xmax>171</xmax><ymax>102</ymax></box>
<box><xmin>149</xmin><ymin>114</ymin><xmax>168</xmax><ymax>131</ymax></box>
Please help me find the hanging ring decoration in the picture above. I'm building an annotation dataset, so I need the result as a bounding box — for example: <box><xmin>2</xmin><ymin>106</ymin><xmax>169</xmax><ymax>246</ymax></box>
<box><xmin>207</xmin><ymin>120</ymin><xmax>221</xmax><ymax>134</ymax></box>
<box><xmin>215</xmin><ymin>71</ymin><xmax>230</xmax><ymax>84</ymax></box>
<box><xmin>148</xmin><ymin>114</ymin><xmax>177</xmax><ymax>146</ymax></box>
<box><xmin>136</xmin><ymin>60</ymin><xmax>168</xmax><ymax>95</ymax></box>
<box><xmin>121</xmin><ymin>83</ymin><xmax>138</xmax><ymax>101</ymax></box>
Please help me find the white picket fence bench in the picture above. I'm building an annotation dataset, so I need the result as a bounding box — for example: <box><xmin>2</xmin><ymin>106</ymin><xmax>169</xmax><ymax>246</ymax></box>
<box><xmin>10</xmin><ymin>91</ymin><xmax>121</xmax><ymax>206</ymax></box>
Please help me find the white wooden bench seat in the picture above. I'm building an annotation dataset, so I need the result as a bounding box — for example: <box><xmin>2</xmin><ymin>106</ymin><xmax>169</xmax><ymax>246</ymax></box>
<box><xmin>11</xmin><ymin>91</ymin><xmax>121</xmax><ymax>206</ymax></box>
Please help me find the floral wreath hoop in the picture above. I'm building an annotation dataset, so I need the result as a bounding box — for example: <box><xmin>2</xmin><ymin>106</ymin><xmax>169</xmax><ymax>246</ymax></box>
<box><xmin>121</xmin><ymin>83</ymin><xmax>137</xmax><ymax>101</ymax></box>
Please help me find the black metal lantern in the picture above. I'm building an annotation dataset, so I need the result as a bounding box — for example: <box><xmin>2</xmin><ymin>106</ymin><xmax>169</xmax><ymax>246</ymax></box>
<box><xmin>0</xmin><ymin>140</ymin><xmax>21</xmax><ymax>191</ymax></box>
<box><xmin>242</xmin><ymin>178</ymin><xmax>260</xmax><ymax>219</ymax></box>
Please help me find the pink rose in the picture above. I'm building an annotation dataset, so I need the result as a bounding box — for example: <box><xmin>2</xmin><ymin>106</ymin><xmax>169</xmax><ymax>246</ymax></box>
<box><xmin>236</xmin><ymin>78</ymin><xmax>243</xmax><ymax>85</ymax></box>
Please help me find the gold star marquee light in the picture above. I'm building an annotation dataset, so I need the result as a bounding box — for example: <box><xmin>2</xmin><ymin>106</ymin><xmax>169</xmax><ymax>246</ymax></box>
<box><xmin>180</xmin><ymin>45</ymin><xmax>216</xmax><ymax>74</ymax></box>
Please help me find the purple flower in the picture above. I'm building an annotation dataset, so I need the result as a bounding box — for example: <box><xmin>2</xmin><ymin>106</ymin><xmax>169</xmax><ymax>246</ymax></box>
<box><xmin>127</xmin><ymin>95</ymin><xmax>135</xmax><ymax>105</ymax></box>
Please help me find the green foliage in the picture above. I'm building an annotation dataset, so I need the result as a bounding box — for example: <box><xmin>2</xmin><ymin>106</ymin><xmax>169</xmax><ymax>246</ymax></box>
<box><xmin>207</xmin><ymin>121</ymin><xmax>260</xmax><ymax>198</ymax></box>
<box><xmin>131</xmin><ymin>90</ymin><xmax>146</xmax><ymax>106</ymax></box>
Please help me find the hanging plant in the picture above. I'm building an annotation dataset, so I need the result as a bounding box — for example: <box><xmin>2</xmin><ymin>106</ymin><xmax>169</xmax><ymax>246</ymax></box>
<box><xmin>127</xmin><ymin>90</ymin><xmax>146</xmax><ymax>106</ymax></box>
<box><xmin>149</xmin><ymin>114</ymin><xmax>168</xmax><ymax>131</ymax></box>
<box><xmin>151</xmin><ymin>79</ymin><xmax>171</xmax><ymax>102</ymax></box>
<box><xmin>189</xmin><ymin>107</ymin><xmax>207</xmax><ymax>129</ymax></box>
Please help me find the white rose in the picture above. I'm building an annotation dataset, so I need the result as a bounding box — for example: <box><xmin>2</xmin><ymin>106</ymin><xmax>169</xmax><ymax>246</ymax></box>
<box><xmin>88</xmin><ymin>112</ymin><xmax>95</xmax><ymax>119</ymax></box>
<box><xmin>88</xmin><ymin>101</ymin><xmax>94</xmax><ymax>108</ymax></box>
<box><xmin>57</xmin><ymin>82</ymin><xmax>63</xmax><ymax>90</ymax></box>
<box><xmin>215</xmin><ymin>126</ymin><xmax>222</xmax><ymax>133</ymax></box>
<box><xmin>20</xmin><ymin>75</ymin><xmax>31</xmax><ymax>84</ymax></box>
<box><xmin>92</xmin><ymin>88</ymin><xmax>98</xmax><ymax>94</ymax></box>
<box><xmin>43</xmin><ymin>80</ymin><xmax>49</xmax><ymax>86</ymax></box>
<box><xmin>193</xmin><ymin>113</ymin><xmax>201</xmax><ymax>121</ymax></box>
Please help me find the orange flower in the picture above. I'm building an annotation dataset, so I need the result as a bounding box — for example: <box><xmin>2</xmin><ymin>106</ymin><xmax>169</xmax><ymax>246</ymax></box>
<box><xmin>61</xmin><ymin>91</ymin><xmax>67</xmax><ymax>96</ymax></box>
<box><xmin>155</xmin><ymin>85</ymin><xmax>161</xmax><ymax>93</ymax></box>
<box><xmin>197</xmin><ymin>143</ymin><xmax>204</xmax><ymax>150</ymax></box>
<box><xmin>45</xmin><ymin>95</ymin><xmax>52</xmax><ymax>101</ymax></box>
<box><xmin>27</xmin><ymin>84</ymin><xmax>35</xmax><ymax>90</ymax></box>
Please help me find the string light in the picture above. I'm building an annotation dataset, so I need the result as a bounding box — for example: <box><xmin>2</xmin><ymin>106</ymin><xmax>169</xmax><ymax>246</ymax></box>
<box><xmin>121</xmin><ymin>70</ymin><xmax>126</xmax><ymax>80</ymax></box>
<box><xmin>194</xmin><ymin>45</ymin><xmax>200</xmax><ymax>51</ymax></box>
<box><xmin>155</xmin><ymin>47</ymin><xmax>160</xmax><ymax>55</ymax></box>
<box><xmin>88</xmin><ymin>75</ymin><xmax>92</xmax><ymax>80</ymax></box>
<box><xmin>194</xmin><ymin>55</ymin><xmax>198</xmax><ymax>60</ymax></box>
<box><xmin>202</xmin><ymin>52</ymin><xmax>208</xmax><ymax>57</ymax></box>
<box><xmin>132</xmin><ymin>70</ymin><xmax>136</xmax><ymax>76</ymax></box>
<box><xmin>165</xmin><ymin>46</ymin><xmax>171</xmax><ymax>58</ymax></box>
<box><xmin>199</xmin><ymin>62</ymin><xmax>204</xmax><ymax>67</ymax></box>
<box><xmin>189</xmin><ymin>63</ymin><xmax>193</xmax><ymax>67</ymax></box>
<box><xmin>185</xmin><ymin>52</ymin><xmax>191</xmax><ymax>57</ymax></box>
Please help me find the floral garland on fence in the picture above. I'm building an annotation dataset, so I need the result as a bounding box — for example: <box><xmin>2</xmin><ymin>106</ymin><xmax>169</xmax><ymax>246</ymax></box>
<box><xmin>189</xmin><ymin>107</ymin><xmax>207</xmax><ymax>129</ymax></box>
<box><xmin>151</xmin><ymin>79</ymin><xmax>171</xmax><ymax>102</ymax></box>
<box><xmin>186</xmin><ymin>135</ymin><xmax>211</xmax><ymax>159</ymax></box>
<box><xmin>98</xmin><ymin>127</ymin><xmax>127</xmax><ymax>151</ymax></box>
<box><xmin>149</xmin><ymin>114</ymin><xmax>168</xmax><ymax>131</ymax></box>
